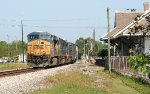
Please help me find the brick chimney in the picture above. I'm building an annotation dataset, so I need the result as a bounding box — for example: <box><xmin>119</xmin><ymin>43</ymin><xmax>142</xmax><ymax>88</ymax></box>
<box><xmin>144</xmin><ymin>2</ymin><xmax>149</xmax><ymax>11</ymax></box>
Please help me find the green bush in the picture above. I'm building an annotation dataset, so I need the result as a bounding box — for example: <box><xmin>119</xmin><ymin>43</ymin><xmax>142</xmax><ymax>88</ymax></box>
<box><xmin>128</xmin><ymin>52</ymin><xmax>150</xmax><ymax>74</ymax></box>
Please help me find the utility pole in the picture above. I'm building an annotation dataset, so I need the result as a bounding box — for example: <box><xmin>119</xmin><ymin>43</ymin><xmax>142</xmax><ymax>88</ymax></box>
<box><xmin>21</xmin><ymin>20</ymin><xmax>24</xmax><ymax>63</ymax></box>
<box><xmin>7</xmin><ymin>35</ymin><xmax>10</xmax><ymax>58</ymax></box>
<box><xmin>76</xmin><ymin>46</ymin><xmax>79</xmax><ymax>60</ymax></box>
<box><xmin>15</xmin><ymin>36</ymin><xmax>18</xmax><ymax>51</ymax></box>
<box><xmin>93</xmin><ymin>28</ymin><xmax>95</xmax><ymax>57</ymax></box>
<box><xmin>93</xmin><ymin>28</ymin><xmax>95</xmax><ymax>42</ymax></box>
<box><xmin>83</xmin><ymin>41</ymin><xmax>85</xmax><ymax>59</ymax></box>
<box><xmin>107</xmin><ymin>8</ymin><xmax>111</xmax><ymax>72</ymax></box>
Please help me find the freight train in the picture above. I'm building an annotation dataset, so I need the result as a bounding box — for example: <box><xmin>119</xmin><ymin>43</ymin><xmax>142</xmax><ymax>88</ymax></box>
<box><xmin>26</xmin><ymin>31</ymin><xmax>77</xmax><ymax>67</ymax></box>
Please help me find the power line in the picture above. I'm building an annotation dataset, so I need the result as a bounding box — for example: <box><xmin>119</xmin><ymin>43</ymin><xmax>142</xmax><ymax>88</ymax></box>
<box><xmin>0</xmin><ymin>19</ymin><xmax>104</xmax><ymax>22</ymax></box>
<box><xmin>0</xmin><ymin>24</ymin><xmax>113</xmax><ymax>29</ymax></box>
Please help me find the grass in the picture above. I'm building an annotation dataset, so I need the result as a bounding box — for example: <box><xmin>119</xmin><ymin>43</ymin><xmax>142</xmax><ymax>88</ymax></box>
<box><xmin>94</xmin><ymin>70</ymin><xmax>139</xmax><ymax>94</ymax></box>
<box><xmin>0</xmin><ymin>63</ymin><xmax>29</xmax><ymax>71</ymax></box>
<box><xmin>108</xmin><ymin>71</ymin><xmax>150</xmax><ymax>94</ymax></box>
<box><xmin>33</xmin><ymin>71</ymin><xmax>107</xmax><ymax>94</ymax></box>
<box><xmin>32</xmin><ymin>65</ymin><xmax>150</xmax><ymax>94</ymax></box>
<box><xmin>34</xmin><ymin>83</ymin><xmax>106</xmax><ymax>94</ymax></box>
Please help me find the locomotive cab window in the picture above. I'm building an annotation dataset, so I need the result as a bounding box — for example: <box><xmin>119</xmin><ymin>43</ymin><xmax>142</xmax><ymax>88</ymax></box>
<box><xmin>28</xmin><ymin>35</ymin><xmax>39</xmax><ymax>41</ymax></box>
<box><xmin>40</xmin><ymin>35</ymin><xmax>50</xmax><ymax>41</ymax></box>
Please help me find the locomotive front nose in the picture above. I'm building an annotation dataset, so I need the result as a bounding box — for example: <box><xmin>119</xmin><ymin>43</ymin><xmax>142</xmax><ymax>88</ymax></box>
<box><xmin>27</xmin><ymin>40</ymin><xmax>51</xmax><ymax>66</ymax></box>
<box><xmin>27</xmin><ymin>40</ymin><xmax>50</xmax><ymax>56</ymax></box>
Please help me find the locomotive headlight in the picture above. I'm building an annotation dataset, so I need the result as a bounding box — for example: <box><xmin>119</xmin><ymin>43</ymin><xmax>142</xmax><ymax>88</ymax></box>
<box><xmin>42</xmin><ymin>51</ymin><xmax>46</xmax><ymax>54</ymax></box>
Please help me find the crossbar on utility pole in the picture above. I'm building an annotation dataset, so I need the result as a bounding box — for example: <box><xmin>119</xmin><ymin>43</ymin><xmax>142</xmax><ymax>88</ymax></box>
<box><xmin>21</xmin><ymin>20</ymin><xmax>24</xmax><ymax>63</ymax></box>
<box><xmin>107</xmin><ymin>8</ymin><xmax>111</xmax><ymax>72</ymax></box>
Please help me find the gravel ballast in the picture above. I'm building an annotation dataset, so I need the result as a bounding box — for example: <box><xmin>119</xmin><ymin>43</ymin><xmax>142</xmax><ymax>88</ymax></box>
<box><xmin>0</xmin><ymin>64</ymin><xmax>78</xmax><ymax>94</ymax></box>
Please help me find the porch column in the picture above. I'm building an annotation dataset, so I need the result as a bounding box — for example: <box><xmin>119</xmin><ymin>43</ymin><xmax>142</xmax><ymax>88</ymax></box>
<box><xmin>114</xmin><ymin>45</ymin><xmax>116</xmax><ymax>56</ymax></box>
<box><xmin>120</xmin><ymin>38</ymin><xmax>124</xmax><ymax>56</ymax></box>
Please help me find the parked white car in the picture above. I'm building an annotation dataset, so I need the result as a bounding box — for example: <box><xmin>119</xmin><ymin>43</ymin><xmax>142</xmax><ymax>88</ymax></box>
<box><xmin>0</xmin><ymin>59</ymin><xmax>3</xmax><ymax>63</ymax></box>
<box><xmin>2</xmin><ymin>59</ymin><xmax>8</xmax><ymax>63</ymax></box>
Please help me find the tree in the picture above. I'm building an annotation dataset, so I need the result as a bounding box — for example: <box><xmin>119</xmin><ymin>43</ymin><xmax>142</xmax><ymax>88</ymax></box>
<box><xmin>76</xmin><ymin>37</ymin><xmax>107</xmax><ymax>59</ymax></box>
<box><xmin>97</xmin><ymin>49</ymin><xmax>108</xmax><ymax>59</ymax></box>
<box><xmin>0</xmin><ymin>41</ymin><xmax>8</xmax><ymax>57</ymax></box>
<box><xmin>0</xmin><ymin>41</ymin><xmax>27</xmax><ymax>58</ymax></box>
<box><xmin>76</xmin><ymin>38</ymin><xmax>85</xmax><ymax>59</ymax></box>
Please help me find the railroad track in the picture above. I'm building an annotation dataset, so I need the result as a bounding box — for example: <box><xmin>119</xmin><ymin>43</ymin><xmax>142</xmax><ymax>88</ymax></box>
<box><xmin>0</xmin><ymin>63</ymin><xmax>73</xmax><ymax>78</ymax></box>
<box><xmin>0</xmin><ymin>68</ymin><xmax>43</xmax><ymax>77</ymax></box>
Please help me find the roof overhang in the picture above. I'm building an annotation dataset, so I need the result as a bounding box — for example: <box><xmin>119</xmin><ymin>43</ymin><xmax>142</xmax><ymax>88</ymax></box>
<box><xmin>113</xmin><ymin>10</ymin><xmax>150</xmax><ymax>38</ymax></box>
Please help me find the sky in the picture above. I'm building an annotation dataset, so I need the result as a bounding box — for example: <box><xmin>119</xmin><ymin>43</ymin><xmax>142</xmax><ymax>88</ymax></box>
<box><xmin>0</xmin><ymin>0</ymin><xmax>149</xmax><ymax>43</ymax></box>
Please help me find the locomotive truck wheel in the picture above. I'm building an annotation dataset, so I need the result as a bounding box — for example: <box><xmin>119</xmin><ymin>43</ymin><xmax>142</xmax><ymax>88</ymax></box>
<box><xmin>60</xmin><ymin>58</ymin><xmax>65</xmax><ymax>64</ymax></box>
<box><xmin>53</xmin><ymin>58</ymin><xmax>58</xmax><ymax>65</ymax></box>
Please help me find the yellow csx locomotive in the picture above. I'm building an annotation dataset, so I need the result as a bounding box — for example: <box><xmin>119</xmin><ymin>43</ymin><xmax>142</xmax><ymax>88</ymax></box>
<box><xmin>27</xmin><ymin>31</ymin><xmax>77</xmax><ymax>68</ymax></box>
